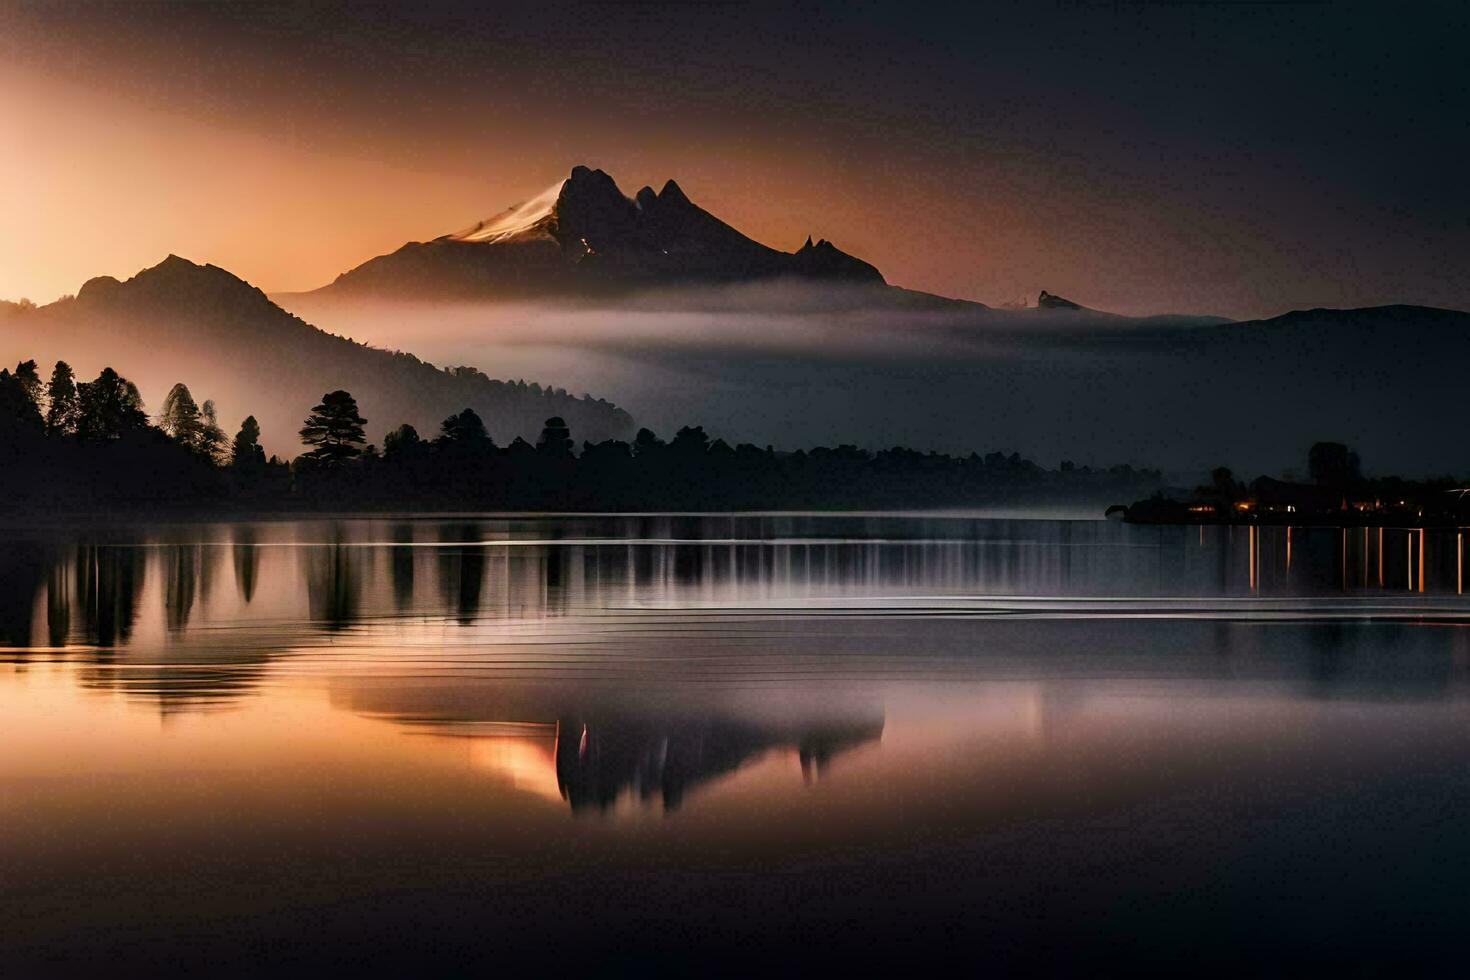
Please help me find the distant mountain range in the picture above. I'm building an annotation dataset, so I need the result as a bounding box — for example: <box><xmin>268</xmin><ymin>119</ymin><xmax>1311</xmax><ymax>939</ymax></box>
<box><xmin>301</xmin><ymin>165</ymin><xmax>885</xmax><ymax>301</ymax></box>
<box><xmin>5</xmin><ymin>164</ymin><xmax>1470</xmax><ymax>475</ymax></box>
<box><xmin>281</xmin><ymin>165</ymin><xmax>1236</xmax><ymax>334</ymax></box>
<box><xmin>0</xmin><ymin>256</ymin><xmax>633</xmax><ymax>455</ymax></box>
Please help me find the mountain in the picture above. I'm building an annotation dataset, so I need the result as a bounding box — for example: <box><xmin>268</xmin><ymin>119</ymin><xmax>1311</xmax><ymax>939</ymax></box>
<box><xmin>281</xmin><ymin>165</ymin><xmax>1239</xmax><ymax>329</ymax></box>
<box><xmin>1036</xmin><ymin>290</ymin><xmax>1083</xmax><ymax>311</ymax></box>
<box><xmin>301</xmin><ymin>165</ymin><xmax>885</xmax><ymax>301</ymax></box>
<box><xmin>0</xmin><ymin>256</ymin><xmax>634</xmax><ymax>455</ymax></box>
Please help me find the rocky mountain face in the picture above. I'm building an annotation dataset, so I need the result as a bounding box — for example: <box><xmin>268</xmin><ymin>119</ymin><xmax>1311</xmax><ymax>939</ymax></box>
<box><xmin>0</xmin><ymin>256</ymin><xmax>634</xmax><ymax>455</ymax></box>
<box><xmin>308</xmin><ymin>165</ymin><xmax>885</xmax><ymax>299</ymax></box>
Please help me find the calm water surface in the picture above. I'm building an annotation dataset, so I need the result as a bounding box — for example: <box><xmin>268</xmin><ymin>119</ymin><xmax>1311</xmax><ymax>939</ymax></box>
<box><xmin>4</xmin><ymin>515</ymin><xmax>1470</xmax><ymax>975</ymax></box>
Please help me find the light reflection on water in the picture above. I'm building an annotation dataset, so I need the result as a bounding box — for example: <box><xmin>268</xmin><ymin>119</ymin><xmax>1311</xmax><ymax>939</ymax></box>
<box><xmin>4</xmin><ymin>514</ymin><xmax>1470</xmax><ymax>974</ymax></box>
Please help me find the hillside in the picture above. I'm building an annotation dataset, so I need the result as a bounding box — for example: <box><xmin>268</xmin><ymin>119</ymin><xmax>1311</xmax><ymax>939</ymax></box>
<box><xmin>0</xmin><ymin>256</ymin><xmax>634</xmax><ymax>456</ymax></box>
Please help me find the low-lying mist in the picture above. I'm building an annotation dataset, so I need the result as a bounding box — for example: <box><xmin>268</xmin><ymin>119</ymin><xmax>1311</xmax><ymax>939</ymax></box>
<box><xmin>279</xmin><ymin>282</ymin><xmax>1468</xmax><ymax>481</ymax></box>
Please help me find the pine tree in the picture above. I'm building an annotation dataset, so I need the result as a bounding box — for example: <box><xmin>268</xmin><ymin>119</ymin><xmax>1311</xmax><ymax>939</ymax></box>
<box><xmin>76</xmin><ymin>368</ymin><xmax>147</xmax><ymax>441</ymax></box>
<box><xmin>44</xmin><ymin>361</ymin><xmax>79</xmax><ymax>435</ymax></box>
<box><xmin>383</xmin><ymin>423</ymin><xmax>422</xmax><ymax>459</ymax></box>
<box><xmin>13</xmin><ymin>360</ymin><xmax>42</xmax><ymax>410</ymax></box>
<box><xmin>232</xmin><ymin>415</ymin><xmax>267</xmax><ymax>469</ymax></box>
<box><xmin>438</xmin><ymin>408</ymin><xmax>491</xmax><ymax>445</ymax></box>
<box><xmin>200</xmin><ymin>399</ymin><xmax>228</xmax><ymax>463</ymax></box>
<box><xmin>299</xmin><ymin>390</ymin><xmax>367</xmax><ymax>465</ymax></box>
<box><xmin>536</xmin><ymin>416</ymin><xmax>574</xmax><ymax>456</ymax></box>
<box><xmin>0</xmin><ymin>368</ymin><xmax>42</xmax><ymax>429</ymax></box>
<box><xmin>160</xmin><ymin>383</ymin><xmax>204</xmax><ymax>449</ymax></box>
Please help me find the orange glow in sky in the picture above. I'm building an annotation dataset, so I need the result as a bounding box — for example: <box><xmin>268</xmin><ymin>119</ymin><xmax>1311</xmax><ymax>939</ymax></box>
<box><xmin>2</xmin><ymin>3</ymin><xmax>1466</xmax><ymax>319</ymax></box>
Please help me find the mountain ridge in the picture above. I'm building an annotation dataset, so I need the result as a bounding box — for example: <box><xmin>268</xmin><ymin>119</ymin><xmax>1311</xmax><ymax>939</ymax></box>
<box><xmin>308</xmin><ymin>165</ymin><xmax>885</xmax><ymax>300</ymax></box>
<box><xmin>1</xmin><ymin>255</ymin><xmax>635</xmax><ymax>455</ymax></box>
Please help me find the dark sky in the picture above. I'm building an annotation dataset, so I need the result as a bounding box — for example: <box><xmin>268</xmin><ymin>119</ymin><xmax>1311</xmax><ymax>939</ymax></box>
<box><xmin>3</xmin><ymin>0</ymin><xmax>1467</xmax><ymax>317</ymax></box>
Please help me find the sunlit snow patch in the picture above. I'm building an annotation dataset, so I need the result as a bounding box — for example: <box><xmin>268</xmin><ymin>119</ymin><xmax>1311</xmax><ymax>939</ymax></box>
<box><xmin>447</xmin><ymin>180</ymin><xmax>565</xmax><ymax>243</ymax></box>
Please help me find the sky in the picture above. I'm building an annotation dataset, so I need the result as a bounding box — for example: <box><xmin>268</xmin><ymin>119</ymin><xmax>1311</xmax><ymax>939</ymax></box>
<box><xmin>2</xmin><ymin>1</ymin><xmax>1467</xmax><ymax>319</ymax></box>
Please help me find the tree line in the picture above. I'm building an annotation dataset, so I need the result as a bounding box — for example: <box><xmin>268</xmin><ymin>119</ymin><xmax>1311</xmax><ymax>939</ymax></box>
<box><xmin>1113</xmin><ymin>440</ymin><xmax>1470</xmax><ymax>526</ymax></box>
<box><xmin>0</xmin><ymin>359</ymin><xmax>1164</xmax><ymax>514</ymax></box>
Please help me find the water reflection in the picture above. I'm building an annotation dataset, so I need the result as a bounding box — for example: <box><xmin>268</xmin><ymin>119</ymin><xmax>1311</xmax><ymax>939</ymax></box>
<box><xmin>0</xmin><ymin>540</ymin><xmax>45</xmax><ymax>646</ymax></box>
<box><xmin>438</xmin><ymin>523</ymin><xmax>487</xmax><ymax>625</ymax></box>
<box><xmin>390</xmin><ymin>522</ymin><xmax>414</xmax><ymax>609</ymax></box>
<box><xmin>232</xmin><ymin>524</ymin><xmax>260</xmax><ymax>604</ymax></box>
<box><xmin>8</xmin><ymin>516</ymin><xmax>1470</xmax><ymax>972</ymax></box>
<box><xmin>163</xmin><ymin>542</ymin><xmax>203</xmax><ymax>632</ymax></box>
<box><xmin>302</xmin><ymin>526</ymin><xmax>369</xmax><ymax>632</ymax></box>
<box><xmin>2</xmin><ymin>517</ymin><xmax>1470</xmax><ymax>717</ymax></box>
<box><xmin>340</xmin><ymin>679</ymin><xmax>884</xmax><ymax>812</ymax></box>
<box><xmin>74</xmin><ymin>542</ymin><xmax>146</xmax><ymax>648</ymax></box>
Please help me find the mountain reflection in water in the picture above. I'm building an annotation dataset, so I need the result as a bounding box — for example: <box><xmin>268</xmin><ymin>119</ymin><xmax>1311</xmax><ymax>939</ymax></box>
<box><xmin>343</xmin><ymin>679</ymin><xmax>885</xmax><ymax>812</ymax></box>
<box><xmin>6</xmin><ymin>515</ymin><xmax>1470</xmax><ymax>974</ymax></box>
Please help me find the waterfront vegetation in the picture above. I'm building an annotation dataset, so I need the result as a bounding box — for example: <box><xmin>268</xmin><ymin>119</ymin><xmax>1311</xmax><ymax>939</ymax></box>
<box><xmin>0</xmin><ymin>360</ymin><xmax>1159</xmax><ymax>514</ymax></box>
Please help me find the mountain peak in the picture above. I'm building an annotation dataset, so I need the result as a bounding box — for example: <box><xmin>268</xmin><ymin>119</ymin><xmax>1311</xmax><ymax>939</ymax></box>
<box><xmin>565</xmin><ymin>165</ymin><xmax>622</xmax><ymax>197</ymax></box>
<box><xmin>555</xmin><ymin>167</ymin><xmax>640</xmax><ymax>250</ymax></box>
<box><xmin>79</xmin><ymin>254</ymin><xmax>275</xmax><ymax>312</ymax></box>
<box><xmin>135</xmin><ymin>254</ymin><xmax>255</xmax><ymax>291</ymax></box>
<box><xmin>791</xmin><ymin>236</ymin><xmax>884</xmax><ymax>283</ymax></box>
<box><xmin>1037</xmin><ymin>290</ymin><xmax>1083</xmax><ymax>310</ymax></box>
<box><xmin>330</xmin><ymin>165</ymin><xmax>885</xmax><ymax>297</ymax></box>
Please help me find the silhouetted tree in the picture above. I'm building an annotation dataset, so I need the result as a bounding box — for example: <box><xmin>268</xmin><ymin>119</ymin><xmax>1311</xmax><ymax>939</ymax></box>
<box><xmin>1210</xmin><ymin>466</ymin><xmax>1238</xmax><ymax>500</ymax></box>
<box><xmin>633</xmin><ymin>427</ymin><xmax>664</xmax><ymax>455</ymax></box>
<box><xmin>439</xmin><ymin>408</ymin><xmax>491</xmax><ymax>445</ymax></box>
<box><xmin>671</xmin><ymin>425</ymin><xmax>710</xmax><ymax>457</ymax></box>
<box><xmin>299</xmin><ymin>390</ymin><xmax>367</xmax><ymax>465</ymax></box>
<box><xmin>76</xmin><ymin>367</ymin><xmax>147</xmax><ymax>441</ymax></box>
<box><xmin>44</xmin><ymin>361</ymin><xmax>78</xmax><ymax>435</ymax></box>
<box><xmin>1308</xmin><ymin>442</ymin><xmax>1360</xmax><ymax>488</ymax></box>
<box><xmin>13</xmin><ymin>360</ymin><xmax>41</xmax><ymax>409</ymax></box>
<box><xmin>537</xmin><ymin>416</ymin><xmax>574</xmax><ymax>456</ymax></box>
<box><xmin>200</xmin><ymin>400</ymin><xmax>227</xmax><ymax>462</ymax></box>
<box><xmin>231</xmin><ymin>415</ymin><xmax>266</xmax><ymax>469</ymax></box>
<box><xmin>160</xmin><ymin>383</ymin><xmax>205</xmax><ymax>448</ymax></box>
<box><xmin>0</xmin><ymin>352</ymin><xmax>1181</xmax><ymax>515</ymax></box>
<box><xmin>383</xmin><ymin>423</ymin><xmax>422</xmax><ymax>459</ymax></box>
<box><xmin>0</xmin><ymin>368</ymin><xmax>42</xmax><ymax>430</ymax></box>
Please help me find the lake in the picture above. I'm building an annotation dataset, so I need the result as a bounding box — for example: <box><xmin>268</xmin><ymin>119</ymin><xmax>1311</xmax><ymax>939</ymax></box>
<box><xmin>4</xmin><ymin>514</ymin><xmax>1470</xmax><ymax>975</ymax></box>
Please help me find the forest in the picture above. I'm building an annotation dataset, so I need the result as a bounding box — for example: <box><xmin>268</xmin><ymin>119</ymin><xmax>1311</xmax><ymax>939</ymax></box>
<box><xmin>0</xmin><ymin>358</ymin><xmax>1163</xmax><ymax>515</ymax></box>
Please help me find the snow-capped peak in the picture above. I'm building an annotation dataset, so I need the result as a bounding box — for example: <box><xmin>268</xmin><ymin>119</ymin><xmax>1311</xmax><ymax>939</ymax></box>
<box><xmin>447</xmin><ymin>180</ymin><xmax>565</xmax><ymax>244</ymax></box>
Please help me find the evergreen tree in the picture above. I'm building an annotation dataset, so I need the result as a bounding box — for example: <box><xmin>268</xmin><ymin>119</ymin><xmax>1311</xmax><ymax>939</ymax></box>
<box><xmin>670</xmin><ymin>425</ymin><xmax>710</xmax><ymax>457</ymax></box>
<box><xmin>633</xmin><ymin>427</ymin><xmax>664</xmax><ymax>454</ymax></box>
<box><xmin>44</xmin><ymin>361</ymin><xmax>79</xmax><ymax>435</ymax></box>
<box><xmin>231</xmin><ymin>415</ymin><xmax>267</xmax><ymax>469</ymax></box>
<box><xmin>200</xmin><ymin>400</ymin><xmax>228</xmax><ymax>463</ymax></box>
<box><xmin>13</xmin><ymin>360</ymin><xmax>42</xmax><ymax>410</ymax></box>
<box><xmin>160</xmin><ymin>383</ymin><xmax>204</xmax><ymax>449</ymax></box>
<box><xmin>0</xmin><ymin>368</ymin><xmax>43</xmax><ymax>430</ymax></box>
<box><xmin>76</xmin><ymin>368</ymin><xmax>147</xmax><ymax>441</ymax></box>
<box><xmin>438</xmin><ymin>408</ymin><xmax>491</xmax><ymax>445</ymax></box>
<box><xmin>536</xmin><ymin>416</ymin><xmax>574</xmax><ymax>456</ymax></box>
<box><xmin>383</xmin><ymin>423</ymin><xmax>422</xmax><ymax>458</ymax></box>
<box><xmin>299</xmin><ymin>390</ymin><xmax>367</xmax><ymax>465</ymax></box>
